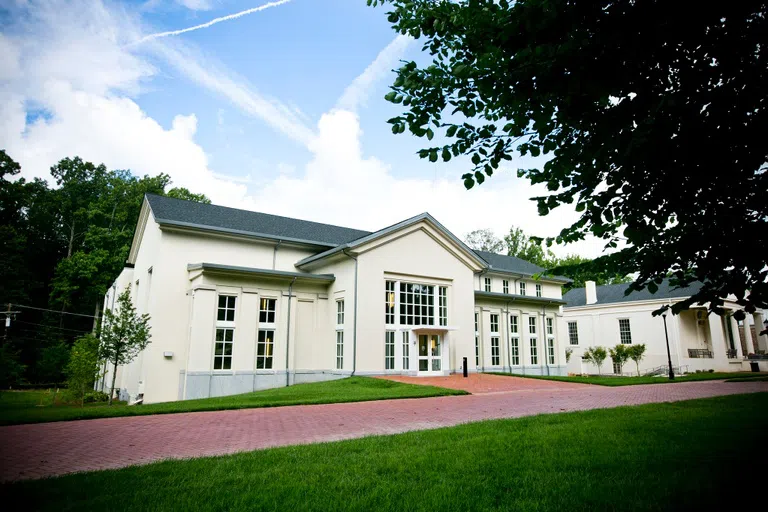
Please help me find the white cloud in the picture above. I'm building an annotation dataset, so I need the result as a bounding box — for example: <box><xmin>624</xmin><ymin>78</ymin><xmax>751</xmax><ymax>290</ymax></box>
<box><xmin>175</xmin><ymin>0</ymin><xmax>213</xmax><ymax>11</ymax></box>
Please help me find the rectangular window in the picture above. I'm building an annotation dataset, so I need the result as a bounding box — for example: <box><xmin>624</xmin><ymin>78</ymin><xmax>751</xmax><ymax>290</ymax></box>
<box><xmin>503</xmin><ymin>280</ymin><xmax>509</xmax><ymax>294</ymax></box>
<box><xmin>214</xmin><ymin>328</ymin><xmax>234</xmax><ymax>370</ymax></box>
<box><xmin>336</xmin><ymin>331</ymin><xmax>343</xmax><ymax>370</ymax></box>
<box><xmin>619</xmin><ymin>318</ymin><xmax>632</xmax><ymax>344</ymax></box>
<box><xmin>528</xmin><ymin>316</ymin><xmax>537</xmax><ymax>334</ymax></box>
<box><xmin>256</xmin><ymin>330</ymin><xmax>274</xmax><ymax>369</ymax></box>
<box><xmin>385</xmin><ymin>281</ymin><xmax>395</xmax><ymax>324</ymax></box>
<box><xmin>613</xmin><ymin>362</ymin><xmax>622</xmax><ymax>375</ymax></box>
<box><xmin>510</xmin><ymin>315</ymin><xmax>519</xmax><ymax>335</ymax></box>
<box><xmin>385</xmin><ymin>331</ymin><xmax>395</xmax><ymax>370</ymax></box>
<box><xmin>399</xmin><ymin>283</ymin><xmax>435</xmax><ymax>326</ymax></box>
<box><xmin>546</xmin><ymin>317</ymin><xmax>554</xmax><ymax>336</ymax></box>
<box><xmin>547</xmin><ymin>338</ymin><xmax>555</xmax><ymax>365</ymax></box>
<box><xmin>510</xmin><ymin>338</ymin><xmax>520</xmax><ymax>365</ymax></box>
<box><xmin>568</xmin><ymin>321</ymin><xmax>579</xmax><ymax>345</ymax></box>
<box><xmin>438</xmin><ymin>286</ymin><xmax>447</xmax><ymax>326</ymax></box>
<box><xmin>259</xmin><ymin>298</ymin><xmax>276</xmax><ymax>324</ymax></box>
<box><xmin>490</xmin><ymin>314</ymin><xmax>499</xmax><ymax>334</ymax></box>
<box><xmin>536</xmin><ymin>284</ymin><xmax>542</xmax><ymax>297</ymax></box>
<box><xmin>402</xmin><ymin>331</ymin><xmax>410</xmax><ymax>370</ymax></box>
<box><xmin>336</xmin><ymin>299</ymin><xmax>345</xmax><ymax>326</ymax></box>
<box><xmin>484</xmin><ymin>277</ymin><xmax>491</xmax><ymax>292</ymax></box>
<box><xmin>218</xmin><ymin>295</ymin><xmax>236</xmax><ymax>322</ymax></box>
<box><xmin>474</xmin><ymin>312</ymin><xmax>480</xmax><ymax>367</ymax></box>
<box><xmin>491</xmin><ymin>337</ymin><xmax>500</xmax><ymax>366</ymax></box>
<box><xmin>530</xmin><ymin>338</ymin><xmax>538</xmax><ymax>364</ymax></box>
<box><xmin>519</xmin><ymin>282</ymin><xmax>526</xmax><ymax>296</ymax></box>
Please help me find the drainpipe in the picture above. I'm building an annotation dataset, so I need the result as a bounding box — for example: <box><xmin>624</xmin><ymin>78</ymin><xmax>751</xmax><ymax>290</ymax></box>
<box><xmin>542</xmin><ymin>303</ymin><xmax>552</xmax><ymax>376</ymax></box>
<box><xmin>285</xmin><ymin>276</ymin><xmax>297</xmax><ymax>387</ymax></box>
<box><xmin>342</xmin><ymin>250</ymin><xmax>359</xmax><ymax>376</ymax></box>
<box><xmin>504</xmin><ymin>300</ymin><xmax>512</xmax><ymax>374</ymax></box>
<box><xmin>272</xmin><ymin>240</ymin><xmax>282</xmax><ymax>270</ymax></box>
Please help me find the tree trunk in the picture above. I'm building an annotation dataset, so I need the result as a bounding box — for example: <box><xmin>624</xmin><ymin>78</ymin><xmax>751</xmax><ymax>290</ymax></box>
<box><xmin>636</xmin><ymin>361</ymin><xmax>641</xmax><ymax>376</ymax></box>
<box><xmin>109</xmin><ymin>359</ymin><xmax>118</xmax><ymax>406</ymax></box>
<box><xmin>92</xmin><ymin>300</ymin><xmax>101</xmax><ymax>334</ymax></box>
<box><xmin>67</xmin><ymin>219</ymin><xmax>76</xmax><ymax>259</ymax></box>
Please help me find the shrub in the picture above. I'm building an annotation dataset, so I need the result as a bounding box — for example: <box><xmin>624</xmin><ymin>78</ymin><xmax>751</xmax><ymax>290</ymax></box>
<box><xmin>0</xmin><ymin>343</ymin><xmax>26</xmax><ymax>388</ymax></box>
<box><xmin>582</xmin><ymin>346</ymin><xmax>608</xmax><ymax>375</ymax></box>
<box><xmin>565</xmin><ymin>348</ymin><xmax>573</xmax><ymax>363</ymax></box>
<box><xmin>609</xmin><ymin>344</ymin><xmax>630</xmax><ymax>374</ymax></box>
<box><xmin>626</xmin><ymin>344</ymin><xmax>647</xmax><ymax>376</ymax></box>
<box><xmin>65</xmin><ymin>334</ymin><xmax>102</xmax><ymax>407</ymax></box>
<box><xmin>83</xmin><ymin>391</ymin><xmax>109</xmax><ymax>403</ymax></box>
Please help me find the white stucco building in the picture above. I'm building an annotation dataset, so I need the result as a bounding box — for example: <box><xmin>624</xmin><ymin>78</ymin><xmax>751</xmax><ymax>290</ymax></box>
<box><xmin>101</xmin><ymin>195</ymin><xmax>571</xmax><ymax>404</ymax></box>
<box><xmin>562</xmin><ymin>280</ymin><xmax>768</xmax><ymax>375</ymax></box>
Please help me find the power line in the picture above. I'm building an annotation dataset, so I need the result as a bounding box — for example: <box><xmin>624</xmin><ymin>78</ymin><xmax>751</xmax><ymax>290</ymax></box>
<box><xmin>12</xmin><ymin>304</ymin><xmax>98</xmax><ymax>319</ymax></box>
<box><xmin>13</xmin><ymin>320</ymin><xmax>92</xmax><ymax>334</ymax></box>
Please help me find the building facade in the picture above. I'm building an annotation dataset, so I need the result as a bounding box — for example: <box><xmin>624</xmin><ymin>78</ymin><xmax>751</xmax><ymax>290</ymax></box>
<box><xmin>100</xmin><ymin>195</ymin><xmax>570</xmax><ymax>404</ymax></box>
<box><xmin>563</xmin><ymin>281</ymin><xmax>768</xmax><ymax>375</ymax></box>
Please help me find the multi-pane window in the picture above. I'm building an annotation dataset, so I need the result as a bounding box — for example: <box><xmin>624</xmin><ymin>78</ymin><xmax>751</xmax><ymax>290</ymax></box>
<box><xmin>474</xmin><ymin>312</ymin><xmax>480</xmax><ymax>366</ymax></box>
<box><xmin>218</xmin><ymin>295</ymin><xmax>236</xmax><ymax>322</ymax></box>
<box><xmin>438</xmin><ymin>287</ymin><xmax>447</xmax><ymax>326</ymax></box>
<box><xmin>510</xmin><ymin>315</ymin><xmax>519</xmax><ymax>335</ymax></box>
<box><xmin>491</xmin><ymin>337</ymin><xmax>500</xmax><ymax>366</ymax></box>
<box><xmin>385</xmin><ymin>331</ymin><xmax>395</xmax><ymax>369</ymax></box>
<box><xmin>619</xmin><ymin>318</ymin><xmax>632</xmax><ymax>344</ymax></box>
<box><xmin>547</xmin><ymin>338</ymin><xmax>555</xmax><ymax>365</ymax></box>
<box><xmin>336</xmin><ymin>300</ymin><xmax>345</xmax><ymax>326</ymax></box>
<box><xmin>503</xmin><ymin>280</ymin><xmax>509</xmax><ymax>294</ymax></box>
<box><xmin>490</xmin><ymin>314</ymin><xmax>499</xmax><ymax>334</ymax></box>
<box><xmin>530</xmin><ymin>338</ymin><xmax>538</xmax><ymax>364</ymax></box>
<box><xmin>484</xmin><ymin>277</ymin><xmax>492</xmax><ymax>292</ymax></box>
<box><xmin>399</xmin><ymin>283</ymin><xmax>435</xmax><ymax>325</ymax></box>
<box><xmin>259</xmin><ymin>298</ymin><xmax>276</xmax><ymax>324</ymax></box>
<box><xmin>256</xmin><ymin>329</ymin><xmax>274</xmax><ymax>369</ymax></box>
<box><xmin>214</xmin><ymin>328</ymin><xmax>234</xmax><ymax>369</ymax></box>
<box><xmin>385</xmin><ymin>281</ymin><xmax>395</xmax><ymax>324</ymax></box>
<box><xmin>568</xmin><ymin>321</ymin><xmax>579</xmax><ymax>345</ymax></box>
<box><xmin>336</xmin><ymin>331</ymin><xmax>343</xmax><ymax>370</ymax></box>
<box><xmin>528</xmin><ymin>316</ymin><xmax>537</xmax><ymax>334</ymax></box>
<box><xmin>613</xmin><ymin>362</ymin><xmax>622</xmax><ymax>375</ymax></box>
<box><xmin>536</xmin><ymin>284</ymin><xmax>542</xmax><ymax>297</ymax></box>
<box><xmin>402</xmin><ymin>332</ymin><xmax>410</xmax><ymax>370</ymax></box>
<box><xmin>510</xmin><ymin>338</ymin><xmax>520</xmax><ymax>365</ymax></box>
<box><xmin>546</xmin><ymin>317</ymin><xmax>554</xmax><ymax>336</ymax></box>
<box><xmin>519</xmin><ymin>282</ymin><xmax>527</xmax><ymax>295</ymax></box>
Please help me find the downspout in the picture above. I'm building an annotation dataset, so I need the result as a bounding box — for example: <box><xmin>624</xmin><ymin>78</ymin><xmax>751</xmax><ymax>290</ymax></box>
<box><xmin>285</xmin><ymin>276</ymin><xmax>297</xmax><ymax>387</ymax></box>
<box><xmin>504</xmin><ymin>300</ymin><xmax>512</xmax><ymax>374</ymax></box>
<box><xmin>272</xmin><ymin>240</ymin><xmax>282</xmax><ymax>270</ymax></box>
<box><xmin>342</xmin><ymin>250</ymin><xmax>359</xmax><ymax>376</ymax></box>
<box><xmin>542</xmin><ymin>302</ymin><xmax>553</xmax><ymax>376</ymax></box>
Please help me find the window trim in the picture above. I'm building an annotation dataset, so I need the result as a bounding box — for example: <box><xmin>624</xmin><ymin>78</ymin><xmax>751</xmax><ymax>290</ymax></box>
<box><xmin>385</xmin><ymin>331</ymin><xmax>396</xmax><ymax>370</ymax></box>
<box><xmin>385</xmin><ymin>280</ymin><xmax>395</xmax><ymax>324</ymax></box>
<box><xmin>256</xmin><ymin>329</ymin><xmax>274</xmax><ymax>369</ymax></box>
<box><xmin>399</xmin><ymin>282</ymin><xmax>435</xmax><ymax>326</ymax></box>
<box><xmin>547</xmin><ymin>338</ymin><xmax>555</xmax><ymax>365</ymax></box>
<box><xmin>530</xmin><ymin>337</ymin><xmax>538</xmax><ymax>365</ymax></box>
<box><xmin>258</xmin><ymin>297</ymin><xmax>277</xmax><ymax>326</ymax></box>
<box><xmin>335</xmin><ymin>330</ymin><xmax>343</xmax><ymax>370</ymax></box>
<box><xmin>546</xmin><ymin>317</ymin><xmax>554</xmax><ymax>336</ymax></box>
<box><xmin>528</xmin><ymin>315</ymin><xmax>537</xmax><ymax>334</ymax></box>
<box><xmin>491</xmin><ymin>337</ymin><xmax>500</xmax><ymax>366</ymax></box>
<box><xmin>214</xmin><ymin>327</ymin><xmax>234</xmax><ymax>370</ymax></box>
<box><xmin>510</xmin><ymin>337</ymin><xmax>520</xmax><ymax>366</ymax></box>
<box><xmin>402</xmin><ymin>331</ymin><xmax>410</xmax><ymax>370</ymax></box>
<box><xmin>490</xmin><ymin>313</ymin><xmax>499</xmax><ymax>334</ymax></box>
<box><xmin>503</xmin><ymin>280</ymin><xmax>509</xmax><ymax>294</ymax></box>
<box><xmin>619</xmin><ymin>318</ymin><xmax>633</xmax><ymax>344</ymax></box>
<box><xmin>484</xmin><ymin>277</ymin><xmax>492</xmax><ymax>293</ymax></box>
<box><xmin>336</xmin><ymin>299</ymin><xmax>345</xmax><ymax>327</ymax></box>
<box><xmin>438</xmin><ymin>286</ymin><xmax>448</xmax><ymax>326</ymax></box>
<box><xmin>567</xmin><ymin>321</ymin><xmax>579</xmax><ymax>345</ymax></box>
<box><xmin>536</xmin><ymin>284</ymin><xmax>542</xmax><ymax>297</ymax></box>
<box><xmin>519</xmin><ymin>282</ymin><xmax>526</xmax><ymax>296</ymax></box>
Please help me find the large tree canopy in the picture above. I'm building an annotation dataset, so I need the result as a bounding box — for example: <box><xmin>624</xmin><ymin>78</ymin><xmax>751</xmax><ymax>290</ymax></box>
<box><xmin>372</xmin><ymin>0</ymin><xmax>768</xmax><ymax>314</ymax></box>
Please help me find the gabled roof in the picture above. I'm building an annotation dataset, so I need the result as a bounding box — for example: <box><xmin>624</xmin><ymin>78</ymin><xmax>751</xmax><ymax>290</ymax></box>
<box><xmin>563</xmin><ymin>280</ymin><xmax>704</xmax><ymax>307</ymax></box>
<box><xmin>187</xmin><ymin>263</ymin><xmax>334</xmax><ymax>283</ymax></box>
<box><xmin>146</xmin><ymin>194</ymin><xmax>370</xmax><ymax>247</ymax></box>
<box><xmin>295</xmin><ymin>212</ymin><xmax>487</xmax><ymax>270</ymax></box>
<box><xmin>474</xmin><ymin>290</ymin><xmax>567</xmax><ymax>305</ymax></box>
<box><xmin>474</xmin><ymin>250</ymin><xmax>571</xmax><ymax>283</ymax></box>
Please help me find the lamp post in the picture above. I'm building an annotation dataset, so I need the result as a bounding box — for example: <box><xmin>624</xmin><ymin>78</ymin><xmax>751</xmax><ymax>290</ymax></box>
<box><xmin>662</xmin><ymin>313</ymin><xmax>674</xmax><ymax>380</ymax></box>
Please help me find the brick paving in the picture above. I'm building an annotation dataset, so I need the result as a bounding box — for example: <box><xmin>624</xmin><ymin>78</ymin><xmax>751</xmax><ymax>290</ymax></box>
<box><xmin>1</xmin><ymin>378</ymin><xmax>766</xmax><ymax>482</ymax></box>
<box><xmin>379</xmin><ymin>373</ymin><xmax>588</xmax><ymax>393</ymax></box>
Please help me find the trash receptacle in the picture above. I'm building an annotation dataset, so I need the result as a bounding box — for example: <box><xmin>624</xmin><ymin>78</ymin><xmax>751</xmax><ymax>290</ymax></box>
<box><xmin>750</xmin><ymin>362</ymin><xmax>760</xmax><ymax>372</ymax></box>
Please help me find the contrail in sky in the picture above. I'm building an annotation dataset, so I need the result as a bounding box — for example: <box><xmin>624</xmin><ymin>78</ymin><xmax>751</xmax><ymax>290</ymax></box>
<box><xmin>131</xmin><ymin>0</ymin><xmax>293</xmax><ymax>46</ymax></box>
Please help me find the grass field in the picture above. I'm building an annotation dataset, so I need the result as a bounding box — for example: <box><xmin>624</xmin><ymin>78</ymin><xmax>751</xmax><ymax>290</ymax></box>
<box><xmin>0</xmin><ymin>377</ymin><xmax>466</xmax><ymax>426</ymax></box>
<box><xmin>493</xmin><ymin>371</ymin><xmax>766</xmax><ymax>386</ymax></box>
<box><xmin>3</xmin><ymin>393</ymin><xmax>766</xmax><ymax>511</ymax></box>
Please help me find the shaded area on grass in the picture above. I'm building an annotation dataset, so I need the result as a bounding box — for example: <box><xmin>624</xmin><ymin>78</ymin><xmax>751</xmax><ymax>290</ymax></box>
<box><xmin>3</xmin><ymin>393</ymin><xmax>766</xmax><ymax>511</ymax></box>
<box><xmin>0</xmin><ymin>377</ymin><xmax>466</xmax><ymax>426</ymax></box>
<box><xmin>726</xmin><ymin>375</ymin><xmax>768</xmax><ymax>382</ymax></box>
<box><xmin>491</xmin><ymin>371</ymin><xmax>767</xmax><ymax>386</ymax></box>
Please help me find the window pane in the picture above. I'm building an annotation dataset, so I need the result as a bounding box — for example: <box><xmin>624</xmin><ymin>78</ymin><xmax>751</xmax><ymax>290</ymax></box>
<box><xmin>214</xmin><ymin>358</ymin><xmax>222</xmax><ymax>370</ymax></box>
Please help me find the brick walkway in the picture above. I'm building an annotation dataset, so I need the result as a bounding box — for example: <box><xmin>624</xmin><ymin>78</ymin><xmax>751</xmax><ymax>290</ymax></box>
<box><xmin>1</xmin><ymin>379</ymin><xmax>766</xmax><ymax>481</ymax></box>
<box><xmin>379</xmin><ymin>373</ymin><xmax>588</xmax><ymax>393</ymax></box>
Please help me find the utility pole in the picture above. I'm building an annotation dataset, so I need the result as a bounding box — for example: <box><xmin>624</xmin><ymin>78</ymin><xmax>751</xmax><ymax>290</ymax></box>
<box><xmin>1</xmin><ymin>303</ymin><xmax>22</xmax><ymax>340</ymax></box>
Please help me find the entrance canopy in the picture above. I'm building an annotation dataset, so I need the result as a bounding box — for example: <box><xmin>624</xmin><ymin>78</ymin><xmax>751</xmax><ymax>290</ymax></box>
<box><xmin>410</xmin><ymin>326</ymin><xmax>458</xmax><ymax>335</ymax></box>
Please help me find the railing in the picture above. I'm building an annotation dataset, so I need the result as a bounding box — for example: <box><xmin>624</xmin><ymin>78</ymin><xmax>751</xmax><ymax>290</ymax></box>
<box><xmin>643</xmin><ymin>365</ymin><xmax>689</xmax><ymax>376</ymax></box>
<box><xmin>688</xmin><ymin>349</ymin><xmax>713</xmax><ymax>359</ymax></box>
<box><xmin>726</xmin><ymin>349</ymin><xmax>738</xmax><ymax>359</ymax></box>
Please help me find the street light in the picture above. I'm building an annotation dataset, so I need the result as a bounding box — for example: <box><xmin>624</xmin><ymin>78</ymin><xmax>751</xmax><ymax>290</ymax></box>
<box><xmin>662</xmin><ymin>313</ymin><xmax>674</xmax><ymax>380</ymax></box>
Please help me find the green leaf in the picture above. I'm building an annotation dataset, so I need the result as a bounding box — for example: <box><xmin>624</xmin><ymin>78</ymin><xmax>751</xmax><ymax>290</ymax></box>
<box><xmin>471</xmin><ymin>153</ymin><xmax>481</xmax><ymax>165</ymax></box>
<box><xmin>474</xmin><ymin>171</ymin><xmax>485</xmax><ymax>184</ymax></box>
<box><xmin>426</xmin><ymin>128</ymin><xmax>434</xmax><ymax>140</ymax></box>
<box><xmin>384</xmin><ymin>91</ymin><xmax>397</xmax><ymax>102</ymax></box>
<box><xmin>442</xmin><ymin>149</ymin><xmax>451</xmax><ymax>162</ymax></box>
<box><xmin>648</xmin><ymin>282</ymin><xmax>658</xmax><ymax>294</ymax></box>
<box><xmin>446</xmin><ymin>125</ymin><xmax>458</xmax><ymax>137</ymax></box>
<box><xmin>429</xmin><ymin>150</ymin><xmax>438</xmax><ymax>163</ymax></box>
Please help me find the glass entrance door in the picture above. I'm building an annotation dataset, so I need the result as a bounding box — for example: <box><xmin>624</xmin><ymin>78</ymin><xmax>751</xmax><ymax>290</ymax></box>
<box><xmin>418</xmin><ymin>334</ymin><xmax>441</xmax><ymax>373</ymax></box>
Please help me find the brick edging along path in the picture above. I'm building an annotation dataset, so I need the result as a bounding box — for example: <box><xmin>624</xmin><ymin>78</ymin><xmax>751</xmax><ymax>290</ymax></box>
<box><xmin>1</xmin><ymin>379</ymin><xmax>766</xmax><ymax>481</ymax></box>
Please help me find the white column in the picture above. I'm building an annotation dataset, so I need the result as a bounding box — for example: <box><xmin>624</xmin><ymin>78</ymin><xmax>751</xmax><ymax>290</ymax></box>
<box><xmin>742</xmin><ymin>316</ymin><xmax>756</xmax><ymax>355</ymax></box>
<box><xmin>707</xmin><ymin>313</ymin><xmax>728</xmax><ymax>363</ymax></box>
<box><xmin>753</xmin><ymin>313</ymin><xmax>768</xmax><ymax>352</ymax></box>
<box><xmin>729</xmin><ymin>314</ymin><xmax>744</xmax><ymax>359</ymax></box>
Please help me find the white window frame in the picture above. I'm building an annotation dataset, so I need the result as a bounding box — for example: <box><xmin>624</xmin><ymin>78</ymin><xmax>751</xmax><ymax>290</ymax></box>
<box><xmin>336</xmin><ymin>330</ymin><xmax>343</xmax><ymax>370</ymax></box>
<box><xmin>438</xmin><ymin>286</ymin><xmax>447</xmax><ymax>326</ymax></box>
<box><xmin>510</xmin><ymin>338</ymin><xmax>520</xmax><ymax>365</ymax></box>
<box><xmin>613</xmin><ymin>361</ymin><xmax>623</xmax><ymax>374</ymax></box>
<box><xmin>214</xmin><ymin>294</ymin><xmax>237</xmax><ymax>370</ymax></box>
<box><xmin>490</xmin><ymin>314</ymin><xmax>499</xmax><ymax>334</ymax></box>
<box><xmin>259</xmin><ymin>297</ymin><xmax>276</xmax><ymax>325</ymax></box>
<box><xmin>619</xmin><ymin>318</ymin><xmax>633</xmax><ymax>344</ymax></box>
<box><xmin>402</xmin><ymin>331</ymin><xmax>410</xmax><ymax>370</ymax></box>
<box><xmin>503</xmin><ymin>280</ymin><xmax>509</xmax><ymax>294</ymax></box>
<box><xmin>536</xmin><ymin>284</ymin><xmax>542</xmax><ymax>297</ymax></box>
<box><xmin>519</xmin><ymin>282</ymin><xmax>526</xmax><ymax>296</ymax></box>
<box><xmin>256</xmin><ymin>329</ymin><xmax>274</xmax><ymax>369</ymax></box>
<box><xmin>528</xmin><ymin>316</ymin><xmax>537</xmax><ymax>335</ymax></box>
<box><xmin>568</xmin><ymin>321</ymin><xmax>579</xmax><ymax>345</ymax></box>
<box><xmin>336</xmin><ymin>299</ymin><xmax>345</xmax><ymax>326</ymax></box>
<box><xmin>530</xmin><ymin>338</ymin><xmax>538</xmax><ymax>365</ymax></box>
<box><xmin>546</xmin><ymin>317</ymin><xmax>554</xmax><ymax>336</ymax></box>
<box><xmin>385</xmin><ymin>331</ymin><xmax>396</xmax><ymax>370</ymax></box>
<box><xmin>385</xmin><ymin>280</ymin><xmax>395</xmax><ymax>324</ymax></box>
<box><xmin>484</xmin><ymin>277</ymin><xmax>492</xmax><ymax>292</ymax></box>
<box><xmin>491</xmin><ymin>337</ymin><xmax>500</xmax><ymax>366</ymax></box>
<box><xmin>474</xmin><ymin>312</ymin><xmax>480</xmax><ymax>367</ymax></box>
<box><xmin>547</xmin><ymin>338</ymin><xmax>555</xmax><ymax>365</ymax></box>
<box><xmin>399</xmin><ymin>282</ymin><xmax>435</xmax><ymax>326</ymax></box>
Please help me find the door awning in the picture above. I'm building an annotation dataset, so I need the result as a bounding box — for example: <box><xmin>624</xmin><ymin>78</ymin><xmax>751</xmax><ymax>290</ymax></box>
<box><xmin>410</xmin><ymin>326</ymin><xmax>459</xmax><ymax>334</ymax></box>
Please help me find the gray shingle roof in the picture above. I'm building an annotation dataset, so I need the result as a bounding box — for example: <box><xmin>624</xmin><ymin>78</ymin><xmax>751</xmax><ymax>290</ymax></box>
<box><xmin>146</xmin><ymin>194</ymin><xmax>371</xmax><ymax>247</ymax></box>
<box><xmin>474</xmin><ymin>250</ymin><xmax>570</xmax><ymax>282</ymax></box>
<box><xmin>563</xmin><ymin>280</ymin><xmax>705</xmax><ymax>307</ymax></box>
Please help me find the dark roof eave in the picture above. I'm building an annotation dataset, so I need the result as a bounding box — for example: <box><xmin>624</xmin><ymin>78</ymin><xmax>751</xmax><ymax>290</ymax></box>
<box><xmin>188</xmin><ymin>263</ymin><xmax>335</xmax><ymax>282</ymax></box>
<box><xmin>483</xmin><ymin>267</ymin><xmax>572</xmax><ymax>284</ymax></box>
<box><xmin>157</xmin><ymin>218</ymin><xmax>338</xmax><ymax>249</ymax></box>
<box><xmin>474</xmin><ymin>290</ymin><xmax>567</xmax><ymax>305</ymax></box>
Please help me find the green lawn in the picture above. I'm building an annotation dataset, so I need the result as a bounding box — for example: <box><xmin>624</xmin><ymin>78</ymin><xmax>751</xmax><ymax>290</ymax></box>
<box><xmin>3</xmin><ymin>393</ymin><xmax>766</xmax><ymax>511</ymax></box>
<box><xmin>492</xmin><ymin>371</ymin><xmax>767</xmax><ymax>386</ymax></box>
<box><xmin>0</xmin><ymin>377</ymin><xmax>465</xmax><ymax>426</ymax></box>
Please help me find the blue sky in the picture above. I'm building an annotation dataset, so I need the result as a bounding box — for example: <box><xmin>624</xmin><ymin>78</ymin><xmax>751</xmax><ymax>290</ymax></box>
<box><xmin>0</xmin><ymin>0</ymin><xmax>601</xmax><ymax>257</ymax></box>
